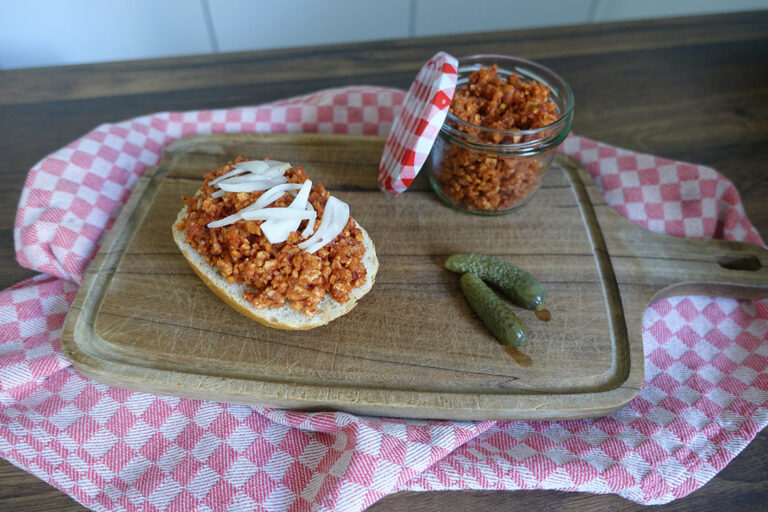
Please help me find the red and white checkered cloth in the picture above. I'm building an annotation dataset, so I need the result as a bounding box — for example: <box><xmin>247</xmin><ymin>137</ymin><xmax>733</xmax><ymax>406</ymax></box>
<box><xmin>4</xmin><ymin>86</ymin><xmax>767</xmax><ymax>511</ymax></box>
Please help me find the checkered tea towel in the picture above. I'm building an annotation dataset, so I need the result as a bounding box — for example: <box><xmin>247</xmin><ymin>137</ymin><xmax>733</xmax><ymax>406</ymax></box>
<box><xmin>3</xmin><ymin>86</ymin><xmax>766</xmax><ymax>511</ymax></box>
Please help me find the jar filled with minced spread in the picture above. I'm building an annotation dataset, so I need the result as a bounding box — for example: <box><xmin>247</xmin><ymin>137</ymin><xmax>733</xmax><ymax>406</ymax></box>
<box><xmin>428</xmin><ymin>54</ymin><xmax>574</xmax><ymax>215</ymax></box>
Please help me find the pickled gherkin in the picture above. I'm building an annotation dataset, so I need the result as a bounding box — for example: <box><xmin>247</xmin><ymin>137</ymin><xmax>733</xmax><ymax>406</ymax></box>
<box><xmin>445</xmin><ymin>253</ymin><xmax>546</xmax><ymax>311</ymax></box>
<box><xmin>460</xmin><ymin>272</ymin><xmax>527</xmax><ymax>347</ymax></box>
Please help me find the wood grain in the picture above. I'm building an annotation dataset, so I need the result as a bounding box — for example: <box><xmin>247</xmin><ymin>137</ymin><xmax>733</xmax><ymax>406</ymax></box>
<box><xmin>1</xmin><ymin>10</ymin><xmax>767</xmax><ymax>512</ymax></box>
<box><xmin>61</xmin><ymin>133</ymin><xmax>767</xmax><ymax>421</ymax></box>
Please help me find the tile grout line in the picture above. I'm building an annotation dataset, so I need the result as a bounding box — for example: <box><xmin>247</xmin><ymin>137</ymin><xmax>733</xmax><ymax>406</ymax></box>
<box><xmin>408</xmin><ymin>0</ymin><xmax>417</xmax><ymax>38</ymax></box>
<box><xmin>587</xmin><ymin>0</ymin><xmax>601</xmax><ymax>23</ymax></box>
<box><xmin>200</xmin><ymin>0</ymin><xmax>220</xmax><ymax>53</ymax></box>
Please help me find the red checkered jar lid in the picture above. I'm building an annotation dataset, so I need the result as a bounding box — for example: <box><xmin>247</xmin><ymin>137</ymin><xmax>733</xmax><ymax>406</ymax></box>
<box><xmin>378</xmin><ymin>52</ymin><xmax>458</xmax><ymax>195</ymax></box>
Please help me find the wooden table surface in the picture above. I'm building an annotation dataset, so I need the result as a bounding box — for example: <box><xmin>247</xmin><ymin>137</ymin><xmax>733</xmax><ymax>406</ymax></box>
<box><xmin>1</xmin><ymin>11</ymin><xmax>766</xmax><ymax>512</ymax></box>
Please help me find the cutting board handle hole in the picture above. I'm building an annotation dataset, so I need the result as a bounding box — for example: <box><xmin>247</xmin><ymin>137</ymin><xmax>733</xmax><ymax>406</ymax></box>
<box><xmin>716</xmin><ymin>253</ymin><xmax>762</xmax><ymax>271</ymax></box>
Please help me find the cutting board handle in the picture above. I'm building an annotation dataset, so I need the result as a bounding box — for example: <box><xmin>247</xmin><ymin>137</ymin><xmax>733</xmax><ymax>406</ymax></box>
<box><xmin>561</xmin><ymin>153</ymin><xmax>768</xmax><ymax>305</ymax></box>
<box><xmin>653</xmin><ymin>238</ymin><xmax>768</xmax><ymax>302</ymax></box>
<box><xmin>605</xmin><ymin>216</ymin><xmax>768</xmax><ymax>303</ymax></box>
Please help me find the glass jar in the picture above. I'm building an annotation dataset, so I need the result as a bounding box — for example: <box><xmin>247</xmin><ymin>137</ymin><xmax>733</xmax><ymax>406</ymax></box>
<box><xmin>429</xmin><ymin>54</ymin><xmax>574</xmax><ymax>215</ymax></box>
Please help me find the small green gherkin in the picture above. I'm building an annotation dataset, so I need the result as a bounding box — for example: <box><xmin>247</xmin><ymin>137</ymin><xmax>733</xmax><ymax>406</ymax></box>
<box><xmin>460</xmin><ymin>272</ymin><xmax>528</xmax><ymax>347</ymax></box>
<box><xmin>445</xmin><ymin>253</ymin><xmax>546</xmax><ymax>311</ymax></box>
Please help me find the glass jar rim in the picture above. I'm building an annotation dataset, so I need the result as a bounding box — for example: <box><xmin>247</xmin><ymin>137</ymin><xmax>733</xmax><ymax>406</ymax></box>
<box><xmin>443</xmin><ymin>54</ymin><xmax>575</xmax><ymax>140</ymax></box>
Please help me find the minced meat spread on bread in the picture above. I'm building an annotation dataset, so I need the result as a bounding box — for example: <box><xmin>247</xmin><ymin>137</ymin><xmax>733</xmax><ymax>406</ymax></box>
<box><xmin>174</xmin><ymin>157</ymin><xmax>377</xmax><ymax>327</ymax></box>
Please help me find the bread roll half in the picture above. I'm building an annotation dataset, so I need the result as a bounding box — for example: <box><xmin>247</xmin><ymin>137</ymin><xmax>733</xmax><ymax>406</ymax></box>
<box><xmin>172</xmin><ymin>202</ymin><xmax>378</xmax><ymax>330</ymax></box>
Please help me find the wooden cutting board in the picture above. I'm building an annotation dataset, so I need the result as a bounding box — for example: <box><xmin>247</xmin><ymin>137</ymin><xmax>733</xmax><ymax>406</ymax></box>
<box><xmin>61</xmin><ymin>133</ymin><xmax>768</xmax><ymax>420</ymax></box>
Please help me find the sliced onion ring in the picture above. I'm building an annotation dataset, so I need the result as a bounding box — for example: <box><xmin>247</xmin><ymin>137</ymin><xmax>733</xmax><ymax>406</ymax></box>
<box><xmin>218</xmin><ymin>175</ymin><xmax>287</xmax><ymax>192</ymax></box>
<box><xmin>264</xmin><ymin>162</ymin><xmax>291</xmax><ymax>174</ymax></box>
<box><xmin>207</xmin><ymin>211</ymin><xmax>244</xmax><ymax>229</ymax></box>
<box><xmin>249</xmin><ymin>183</ymin><xmax>302</xmax><ymax>211</ymax></box>
<box><xmin>208</xmin><ymin>167</ymin><xmax>248</xmax><ymax>186</ymax></box>
<box><xmin>298</xmin><ymin>196</ymin><xmax>349</xmax><ymax>253</ymax></box>
<box><xmin>240</xmin><ymin>208</ymin><xmax>314</xmax><ymax>222</ymax></box>
<box><xmin>301</xmin><ymin>202</ymin><xmax>316</xmax><ymax>238</ymax></box>
<box><xmin>232</xmin><ymin>160</ymin><xmax>269</xmax><ymax>173</ymax></box>
<box><xmin>209</xmin><ymin>160</ymin><xmax>291</xmax><ymax>187</ymax></box>
<box><xmin>207</xmin><ymin>206</ymin><xmax>311</xmax><ymax>230</ymax></box>
<box><xmin>206</xmin><ymin>183</ymin><xmax>303</xmax><ymax>229</ymax></box>
<box><xmin>219</xmin><ymin>168</ymin><xmax>287</xmax><ymax>184</ymax></box>
<box><xmin>260</xmin><ymin>220</ymin><xmax>295</xmax><ymax>244</ymax></box>
<box><xmin>259</xmin><ymin>180</ymin><xmax>313</xmax><ymax>244</ymax></box>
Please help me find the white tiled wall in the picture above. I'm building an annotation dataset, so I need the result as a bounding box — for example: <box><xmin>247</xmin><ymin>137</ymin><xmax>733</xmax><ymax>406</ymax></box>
<box><xmin>413</xmin><ymin>0</ymin><xmax>594</xmax><ymax>36</ymax></box>
<box><xmin>2</xmin><ymin>0</ymin><xmax>767</xmax><ymax>70</ymax></box>
<box><xmin>0</xmin><ymin>0</ymin><xmax>213</xmax><ymax>69</ymax></box>
<box><xmin>590</xmin><ymin>0</ymin><xmax>768</xmax><ymax>22</ymax></box>
<box><xmin>208</xmin><ymin>0</ymin><xmax>411</xmax><ymax>52</ymax></box>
